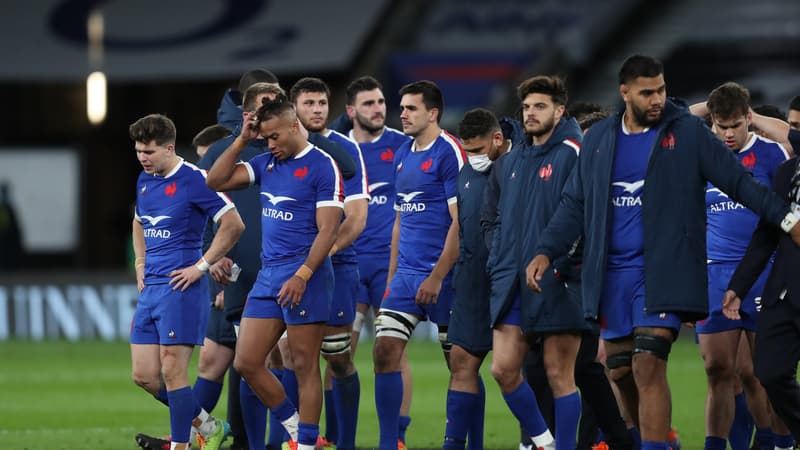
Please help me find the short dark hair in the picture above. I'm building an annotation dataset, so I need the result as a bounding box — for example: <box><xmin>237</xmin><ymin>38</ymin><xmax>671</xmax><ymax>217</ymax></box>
<box><xmin>129</xmin><ymin>114</ymin><xmax>176</xmax><ymax>146</ymax></box>
<box><xmin>569</xmin><ymin>101</ymin><xmax>604</xmax><ymax>122</ymax></box>
<box><xmin>346</xmin><ymin>76</ymin><xmax>383</xmax><ymax>105</ymax></box>
<box><xmin>618</xmin><ymin>55</ymin><xmax>664</xmax><ymax>84</ymax></box>
<box><xmin>192</xmin><ymin>124</ymin><xmax>231</xmax><ymax>148</ymax></box>
<box><xmin>517</xmin><ymin>75</ymin><xmax>568</xmax><ymax>106</ymax></box>
<box><xmin>789</xmin><ymin>95</ymin><xmax>800</xmax><ymax>112</ymax></box>
<box><xmin>243</xmin><ymin>83</ymin><xmax>287</xmax><ymax>112</ymax></box>
<box><xmin>238</xmin><ymin>68</ymin><xmax>279</xmax><ymax>94</ymax></box>
<box><xmin>255</xmin><ymin>93</ymin><xmax>295</xmax><ymax>123</ymax></box>
<box><xmin>753</xmin><ymin>104</ymin><xmax>785</xmax><ymax>121</ymax></box>
<box><xmin>289</xmin><ymin>77</ymin><xmax>331</xmax><ymax>103</ymax></box>
<box><xmin>707</xmin><ymin>82</ymin><xmax>750</xmax><ymax>119</ymax></box>
<box><xmin>399</xmin><ymin>80</ymin><xmax>444</xmax><ymax>123</ymax></box>
<box><xmin>457</xmin><ymin>108</ymin><xmax>501</xmax><ymax>141</ymax></box>
<box><xmin>578</xmin><ymin>111</ymin><xmax>609</xmax><ymax>132</ymax></box>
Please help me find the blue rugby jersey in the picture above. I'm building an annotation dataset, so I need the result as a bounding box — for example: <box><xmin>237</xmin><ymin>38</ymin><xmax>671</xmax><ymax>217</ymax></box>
<box><xmin>323</xmin><ymin>129</ymin><xmax>370</xmax><ymax>265</ymax></box>
<box><xmin>350</xmin><ymin>127</ymin><xmax>411</xmax><ymax>256</ymax></box>
<box><xmin>608</xmin><ymin>124</ymin><xmax>658</xmax><ymax>270</ymax></box>
<box><xmin>706</xmin><ymin>134</ymin><xmax>789</xmax><ymax>262</ymax></box>
<box><xmin>243</xmin><ymin>143</ymin><xmax>344</xmax><ymax>264</ymax></box>
<box><xmin>393</xmin><ymin>131</ymin><xmax>465</xmax><ymax>274</ymax></box>
<box><xmin>135</xmin><ymin>159</ymin><xmax>235</xmax><ymax>285</ymax></box>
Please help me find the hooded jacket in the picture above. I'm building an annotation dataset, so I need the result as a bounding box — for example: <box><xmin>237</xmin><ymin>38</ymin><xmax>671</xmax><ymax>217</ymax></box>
<box><xmin>536</xmin><ymin>99</ymin><xmax>791</xmax><ymax>322</ymax></box>
<box><xmin>487</xmin><ymin>117</ymin><xmax>583</xmax><ymax>330</ymax></box>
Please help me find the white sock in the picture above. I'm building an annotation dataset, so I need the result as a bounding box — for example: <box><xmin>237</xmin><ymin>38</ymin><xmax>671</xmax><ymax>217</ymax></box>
<box><xmin>194</xmin><ymin>409</ymin><xmax>217</xmax><ymax>437</ymax></box>
<box><xmin>531</xmin><ymin>430</ymin><xmax>555</xmax><ymax>450</ymax></box>
<box><xmin>281</xmin><ymin>411</ymin><xmax>299</xmax><ymax>441</ymax></box>
<box><xmin>298</xmin><ymin>445</ymin><xmax>315</xmax><ymax>450</ymax></box>
<box><xmin>170</xmin><ymin>442</ymin><xmax>190</xmax><ymax>450</ymax></box>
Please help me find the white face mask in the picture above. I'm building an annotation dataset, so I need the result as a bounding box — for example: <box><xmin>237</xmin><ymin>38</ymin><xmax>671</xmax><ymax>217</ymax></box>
<box><xmin>468</xmin><ymin>153</ymin><xmax>492</xmax><ymax>172</ymax></box>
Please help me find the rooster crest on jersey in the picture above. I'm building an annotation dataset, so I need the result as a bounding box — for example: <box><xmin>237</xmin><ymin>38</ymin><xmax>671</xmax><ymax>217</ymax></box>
<box><xmin>381</xmin><ymin>148</ymin><xmax>394</xmax><ymax>162</ymax></box>
<box><xmin>420</xmin><ymin>158</ymin><xmax>433</xmax><ymax>173</ymax></box>
<box><xmin>164</xmin><ymin>181</ymin><xmax>177</xmax><ymax>198</ymax></box>
<box><xmin>294</xmin><ymin>166</ymin><xmax>309</xmax><ymax>180</ymax></box>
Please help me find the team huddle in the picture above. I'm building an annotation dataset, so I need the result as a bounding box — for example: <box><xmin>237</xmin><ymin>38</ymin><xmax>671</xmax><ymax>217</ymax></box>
<box><xmin>127</xmin><ymin>54</ymin><xmax>800</xmax><ymax>450</ymax></box>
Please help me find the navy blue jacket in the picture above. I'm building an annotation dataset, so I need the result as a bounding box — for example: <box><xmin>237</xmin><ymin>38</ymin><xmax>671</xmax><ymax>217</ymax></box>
<box><xmin>198</xmin><ymin>136</ymin><xmax>266</xmax><ymax>321</ymax></box>
<box><xmin>487</xmin><ymin>117</ymin><xmax>584</xmax><ymax>329</ymax></box>
<box><xmin>453</xmin><ymin>163</ymin><xmax>493</xmax><ymax>341</ymax></box>
<box><xmin>536</xmin><ymin>100</ymin><xmax>791</xmax><ymax>322</ymax></box>
<box><xmin>217</xmin><ymin>89</ymin><xmax>244</xmax><ymax>135</ymax></box>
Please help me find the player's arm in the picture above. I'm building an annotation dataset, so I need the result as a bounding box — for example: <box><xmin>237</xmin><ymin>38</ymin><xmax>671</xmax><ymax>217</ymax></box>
<box><xmin>132</xmin><ymin>218</ymin><xmax>146</xmax><ymax>292</ymax></box>
<box><xmin>386</xmin><ymin>211</ymin><xmax>401</xmax><ymax>287</ymax></box>
<box><xmin>416</xmin><ymin>202</ymin><xmax>459</xmax><ymax>304</ymax></box>
<box><xmin>277</xmin><ymin>206</ymin><xmax>342</xmax><ymax>306</ymax></box>
<box><xmin>207</xmin><ymin>110</ymin><xmax>260</xmax><ymax>191</ymax></box>
<box><xmin>749</xmin><ymin>109</ymin><xmax>794</xmax><ymax>155</ymax></box>
<box><xmin>329</xmin><ymin>198</ymin><xmax>368</xmax><ymax>256</ymax></box>
<box><xmin>688</xmin><ymin>101</ymin><xmax>710</xmax><ymax>119</ymax></box>
<box><xmin>169</xmin><ymin>209</ymin><xmax>245</xmax><ymax>291</ymax></box>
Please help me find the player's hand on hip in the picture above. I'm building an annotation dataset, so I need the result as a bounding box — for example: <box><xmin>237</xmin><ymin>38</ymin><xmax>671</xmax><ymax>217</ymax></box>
<box><xmin>278</xmin><ymin>276</ymin><xmax>306</xmax><ymax>308</ymax></box>
<box><xmin>416</xmin><ymin>274</ymin><xmax>442</xmax><ymax>305</ymax></box>
<box><xmin>168</xmin><ymin>265</ymin><xmax>204</xmax><ymax>291</ymax></box>
<box><xmin>722</xmin><ymin>289</ymin><xmax>742</xmax><ymax>320</ymax></box>
<box><xmin>210</xmin><ymin>257</ymin><xmax>233</xmax><ymax>285</ymax></box>
<box><xmin>526</xmin><ymin>254</ymin><xmax>551</xmax><ymax>292</ymax></box>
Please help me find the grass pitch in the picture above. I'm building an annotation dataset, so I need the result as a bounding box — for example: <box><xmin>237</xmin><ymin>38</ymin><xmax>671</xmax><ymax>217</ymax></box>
<box><xmin>1</xmin><ymin>332</ymin><xmax>707</xmax><ymax>449</ymax></box>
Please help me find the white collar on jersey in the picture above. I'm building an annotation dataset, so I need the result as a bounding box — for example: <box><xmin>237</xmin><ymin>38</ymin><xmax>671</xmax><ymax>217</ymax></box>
<box><xmin>156</xmin><ymin>157</ymin><xmax>183</xmax><ymax>178</ymax></box>
<box><xmin>349</xmin><ymin>128</ymin><xmax>385</xmax><ymax>144</ymax></box>
<box><xmin>737</xmin><ymin>133</ymin><xmax>757</xmax><ymax>153</ymax></box>
<box><xmin>620</xmin><ymin>113</ymin><xmax>650</xmax><ymax>135</ymax></box>
<box><xmin>294</xmin><ymin>143</ymin><xmax>314</xmax><ymax>159</ymax></box>
<box><xmin>412</xmin><ymin>131</ymin><xmax>442</xmax><ymax>152</ymax></box>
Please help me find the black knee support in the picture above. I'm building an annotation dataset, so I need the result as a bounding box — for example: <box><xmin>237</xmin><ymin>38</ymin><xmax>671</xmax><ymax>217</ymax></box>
<box><xmin>633</xmin><ymin>334</ymin><xmax>672</xmax><ymax>361</ymax></box>
<box><xmin>605</xmin><ymin>351</ymin><xmax>632</xmax><ymax>370</ymax></box>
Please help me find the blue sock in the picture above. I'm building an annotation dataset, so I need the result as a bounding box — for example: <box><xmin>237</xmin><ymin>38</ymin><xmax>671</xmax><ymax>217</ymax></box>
<box><xmin>193</xmin><ymin>376</ymin><xmax>223</xmax><ymax>413</ymax></box>
<box><xmin>629</xmin><ymin>427</ymin><xmax>642</xmax><ymax>449</ymax></box>
<box><xmin>298</xmin><ymin>422</ymin><xmax>319</xmax><ymax>447</ymax></box>
<box><xmin>167</xmin><ymin>386</ymin><xmax>197</xmax><ymax>444</ymax></box>
<box><xmin>375</xmin><ymin>372</ymin><xmax>402</xmax><ymax>450</ymax></box>
<box><xmin>153</xmin><ymin>387</ymin><xmax>169</xmax><ymax>406</ymax></box>
<box><xmin>268</xmin><ymin>368</ymin><xmax>285</xmax><ymax>448</ymax></box>
<box><xmin>728</xmin><ymin>392</ymin><xmax>753</xmax><ymax>450</ymax></box>
<box><xmin>754</xmin><ymin>427</ymin><xmax>773</xmax><ymax>450</ymax></box>
<box><xmin>554</xmin><ymin>391</ymin><xmax>581</xmax><ymax>450</ymax></box>
<box><xmin>324</xmin><ymin>388</ymin><xmax>338</xmax><ymax>443</ymax></box>
<box><xmin>641</xmin><ymin>441</ymin><xmax>669</xmax><ymax>450</ymax></box>
<box><xmin>240</xmin><ymin>379</ymin><xmax>267</xmax><ymax>450</ymax></box>
<box><xmin>502</xmin><ymin>382</ymin><xmax>549</xmax><ymax>437</ymax></box>
<box><xmin>282</xmin><ymin>369</ymin><xmax>299</xmax><ymax>413</ymax></box>
<box><xmin>774</xmin><ymin>433</ymin><xmax>794</xmax><ymax>449</ymax></box>
<box><xmin>444</xmin><ymin>390</ymin><xmax>477</xmax><ymax>449</ymax></box>
<box><xmin>399</xmin><ymin>415</ymin><xmax>411</xmax><ymax>444</ymax></box>
<box><xmin>333</xmin><ymin>371</ymin><xmax>360</xmax><ymax>450</ymax></box>
<box><xmin>704</xmin><ymin>436</ymin><xmax>726</xmax><ymax>450</ymax></box>
<box><xmin>467</xmin><ymin>377</ymin><xmax>485</xmax><ymax>450</ymax></box>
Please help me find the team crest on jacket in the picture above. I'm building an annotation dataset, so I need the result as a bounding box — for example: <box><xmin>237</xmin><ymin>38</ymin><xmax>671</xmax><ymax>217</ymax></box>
<box><xmin>661</xmin><ymin>132</ymin><xmax>676</xmax><ymax>150</ymax></box>
<box><xmin>538</xmin><ymin>164</ymin><xmax>553</xmax><ymax>181</ymax></box>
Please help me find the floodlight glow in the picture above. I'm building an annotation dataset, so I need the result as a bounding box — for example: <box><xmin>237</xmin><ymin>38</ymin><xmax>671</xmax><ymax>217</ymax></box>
<box><xmin>86</xmin><ymin>71</ymin><xmax>107</xmax><ymax>125</ymax></box>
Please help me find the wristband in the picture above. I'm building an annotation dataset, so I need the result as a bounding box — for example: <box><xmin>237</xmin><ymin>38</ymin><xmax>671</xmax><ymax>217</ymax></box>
<box><xmin>134</xmin><ymin>256</ymin><xmax>145</xmax><ymax>266</ymax></box>
<box><xmin>295</xmin><ymin>264</ymin><xmax>313</xmax><ymax>282</ymax></box>
<box><xmin>195</xmin><ymin>257</ymin><xmax>211</xmax><ymax>273</ymax></box>
<box><xmin>780</xmin><ymin>210</ymin><xmax>799</xmax><ymax>233</ymax></box>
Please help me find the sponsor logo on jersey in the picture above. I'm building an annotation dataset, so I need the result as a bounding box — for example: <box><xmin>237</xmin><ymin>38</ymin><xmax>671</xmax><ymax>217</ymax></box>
<box><xmin>707</xmin><ymin>187</ymin><xmax>744</xmax><ymax>212</ymax></box>
<box><xmin>164</xmin><ymin>181</ymin><xmax>177</xmax><ymax>198</ymax></box>
<box><xmin>612</xmin><ymin>180</ymin><xmax>644</xmax><ymax>207</ymax></box>
<box><xmin>140</xmin><ymin>184</ymin><xmax>147</xmax><ymax>195</ymax></box>
<box><xmin>141</xmin><ymin>212</ymin><xmax>171</xmax><ymax>238</ymax></box>
<box><xmin>260</xmin><ymin>192</ymin><xmax>296</xmax><ymax>205</ymax></box>
<box><xmin>140</xmin><ymin>215</ymin><xmax>171</xmax><ymax>226</ymax></box>
<box><xmin>397</xmin><ymin>191</ymin><xmax>425</xmax><ymax>212</ymax></box>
